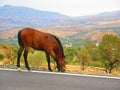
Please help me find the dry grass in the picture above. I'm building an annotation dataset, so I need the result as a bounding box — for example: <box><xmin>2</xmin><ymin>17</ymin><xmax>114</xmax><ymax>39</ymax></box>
<box><xmin>66</xmin><ymin>65</ymin><xmax>120</xmax><ymax>76</ymax></box>
<box><xmin>0</xmin><ymin>57</ymin><xmax>120</xmax><ymax>77</ymax></box>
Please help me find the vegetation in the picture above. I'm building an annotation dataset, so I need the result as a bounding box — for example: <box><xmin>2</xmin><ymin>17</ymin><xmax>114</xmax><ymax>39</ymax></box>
<box><xmin>28</xmin><ymin>51</ymin><xmax>47</xmax><ymax>69</ymax></box>
<box><xmin>77</xmin><ymin>46</ymin><xmax>92</xmax><ymax>70</ymax></box>
<box><xmin>64</xmin><ymin>47</ymin><xmax>79</xmax><ymax>64</ymax></box>
<box><xmin>99</xmin><ymin>34</ymin><xmax>120</xmax><ymax>73</ymax></box>
<box><xmin>0</xmin><ymin>34</ymin><xmax>120</xmax><ymax>75</ymax></box>
<box><xmin>0</xmin><ymin>53</ymin><xmax>4</xmax><ymax>60</ymax></box>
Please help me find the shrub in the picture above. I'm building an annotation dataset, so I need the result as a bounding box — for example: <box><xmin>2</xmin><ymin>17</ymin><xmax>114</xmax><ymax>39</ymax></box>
<box><xmin>28</xmin><ymin>51</ymin><xmax>47</xmax><ymax>69</ymax></box>
<box><xmin>0</xmin><ymin>53</ymin><xmax>4</xmax><ymax>60</ymax></box>
<box><xmin>90</xmin><ymin>61</ymin><xmax>104</xmax><ymax>68</ymax></box>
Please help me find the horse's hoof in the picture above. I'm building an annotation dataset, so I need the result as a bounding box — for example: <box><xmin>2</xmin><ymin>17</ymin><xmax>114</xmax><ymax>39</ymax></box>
<box><xmin>27</xmin><ymin>67</ymin><xmax>31</xmax><ymax>71</ymax></box>
<box><xmin>28</xmin><ymin>69</ymin><xmax>31</xmax><ymax>72</ymax></box>
<box><xmin>18</xmin><ymin>68</ymin><xmax>21</xmax><ymax>71</ymax></box>
<box><xmin>49</xmin><ymin>70</ymin><xmax>53</xmax><ymax>72</ymax></box>
<box><xmin>48</xmin><ymin>68</ymin><xmax>53</xmax><ymax>72</ymax></box>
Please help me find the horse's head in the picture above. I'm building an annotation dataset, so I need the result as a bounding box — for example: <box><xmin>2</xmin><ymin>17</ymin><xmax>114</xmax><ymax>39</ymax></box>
<box><xmin>58</xmin><ymin>56</ymin><xmax>66</xmax><ymax>72</ymax></box>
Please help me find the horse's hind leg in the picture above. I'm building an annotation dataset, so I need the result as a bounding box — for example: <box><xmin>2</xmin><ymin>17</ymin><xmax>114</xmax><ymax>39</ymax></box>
<box><xmin>45</xmin><ymin>52</ymin><xmax>52</xmax><ymax>71</ymax></box>
<box><xmin>23</xmin><ymin>47</ymin><xmax>30</xmax><ymax>71</ymax></box>
<box><xmin>17</xmin><ymin>46</ymin><xmax>24</xmax><ymax>70</ymax></box>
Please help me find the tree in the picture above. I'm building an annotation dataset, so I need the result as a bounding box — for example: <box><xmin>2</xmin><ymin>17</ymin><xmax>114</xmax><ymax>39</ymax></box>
<box><xmin>64</xmin><ymin>47</ymin><xmax>79</xmax><ymax>64</ymax></box>
<box><xmin>77</xmin><ymin>46</ymin><xmax>92</xmax><ymax>70</ymax></box>
<box><xmin>84</xmin><ymin>40</ymin><xmax>100</xmax><ymax>61</ymax></box>
<box><xmin>99</xmin><ymin>34</ymin><xmax>120</xmax><ymax>73</ymax></box>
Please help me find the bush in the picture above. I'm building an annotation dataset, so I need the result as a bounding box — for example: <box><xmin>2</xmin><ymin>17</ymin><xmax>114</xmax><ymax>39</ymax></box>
<box><xmin>28</xmin><ymin>51</ymin><xmax>47</xmax><ymax>69</ymax></box>
<box><xmin>64</xmin><ymin>47</ymin><xmax>79</xmax><ymax>64</ymax></box>
<box><xmin>0</xmin><ymin>53</ymin><xmax>4</xmax><ymax>60</ymax></box>
<box><xmin>90</xmin><ymin>61</ymin><xmax>104</xmax><ymax>68</ymax></box>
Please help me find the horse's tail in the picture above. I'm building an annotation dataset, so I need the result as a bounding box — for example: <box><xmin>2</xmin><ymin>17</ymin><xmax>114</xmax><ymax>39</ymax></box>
<box><xmin>18</xmin><ymin>30</ymin><xmax>24</xmax><ymax>46</ymax></box>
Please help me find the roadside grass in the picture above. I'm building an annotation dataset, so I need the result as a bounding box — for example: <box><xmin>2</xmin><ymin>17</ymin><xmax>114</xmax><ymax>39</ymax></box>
<box><xmin>66</xmin><ymin>64</ymin><xmax>120</xmax><ymax>76</ymax></box>
<box><xmin>0</xmin><ymin>50</ymin><xmax>120</xmax><ymax>76</ymax></box>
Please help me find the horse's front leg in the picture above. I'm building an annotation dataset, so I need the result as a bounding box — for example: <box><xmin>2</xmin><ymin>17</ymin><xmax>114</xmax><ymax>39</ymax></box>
<box><xmin>49</xmin><ymin>50</ymin><xmax>61</xmax><ymax>72</ymax></box>
<box><xmin>46</xmin><ymin>53</ymin><xmax>52</xmax><ymax>71</ymax></box>
<box><xmin>23</xmin><ymin>48</ymin><xmax>30</xmax><ymax>71</ymax></box>
<box><xmin>55</xmin><ymin>59</ymin><xmax>60</xmax><ymax>72</ymax></box>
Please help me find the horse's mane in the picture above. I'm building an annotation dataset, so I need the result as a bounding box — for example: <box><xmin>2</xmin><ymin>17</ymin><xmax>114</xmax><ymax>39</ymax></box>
<box><xmin>51</xmin><ymin>35</ymin><xmax>65</xmax><ymax>57</ymax></box>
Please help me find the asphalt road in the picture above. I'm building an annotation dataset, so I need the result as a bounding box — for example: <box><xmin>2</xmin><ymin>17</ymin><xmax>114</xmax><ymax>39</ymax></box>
<box><xmin>0</xmin><ymin>69</ymin><xmax>120</xmax><ymax>90</ymax></box>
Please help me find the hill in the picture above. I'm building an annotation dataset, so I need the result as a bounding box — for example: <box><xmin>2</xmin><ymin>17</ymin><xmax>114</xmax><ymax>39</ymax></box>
<box><xmin>48</xmin><ymin>10</ymin><xmax>120</xmax><ymax>33</ymax></box>
<box><xmin>0</xmin><ymin>5</ymin><xmax>70</xmax><ymax>31</ymax></box>
<box><xmin>47</xmin><ymin>10</ymin><xmax>120</xmax><ymax>42</ymax></box>
<box><xmin>0</xmin><ymin>5</ymin><xmax>120</xmax><ymax>46</ymax></box>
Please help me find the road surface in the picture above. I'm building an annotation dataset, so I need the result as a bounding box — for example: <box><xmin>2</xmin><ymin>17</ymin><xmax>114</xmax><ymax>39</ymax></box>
<box><xmin>0</xmin><ymin>69</ymin><xmax>120</xmax><ymax>90</ymax></box>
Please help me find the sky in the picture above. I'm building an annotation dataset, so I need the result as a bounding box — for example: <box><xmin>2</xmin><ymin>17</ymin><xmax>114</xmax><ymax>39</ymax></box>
<box><xmin>0</xmin><ymin>0</ymin><xmax>120</xmax><ymax>17</ymax></box>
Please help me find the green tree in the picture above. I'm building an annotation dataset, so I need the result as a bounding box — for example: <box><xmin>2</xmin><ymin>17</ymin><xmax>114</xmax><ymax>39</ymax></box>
<box><xmin>99</xmin><ymin>34</ymin><xmax>120</xmax><ymax>73</ymax></box>
<box><xmin>64</xmin><ymin>47</ymin><xmax>79</xmax><ymax>64</ymax></box>
<box><xmin>77</xmin><ymin>46</ymin><xmax>92</xmax><ymax>70</ymax></box>
<box><xmin>85</xmin><ymin>40</ymin><xmax>100</xmax><ymax>61</ymax></box>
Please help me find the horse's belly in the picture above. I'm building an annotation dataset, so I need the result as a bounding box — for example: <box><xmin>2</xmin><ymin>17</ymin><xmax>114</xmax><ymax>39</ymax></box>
<box><xmin>31</xmin><ymin>43</ymin><xmax>46</xmax><ymax>51</ymax></box>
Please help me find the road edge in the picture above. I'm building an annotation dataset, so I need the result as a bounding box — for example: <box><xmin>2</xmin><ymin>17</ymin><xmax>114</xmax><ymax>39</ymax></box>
<box><xmin>0</xmin><ymin>68</ymin><xmax>120</xmax><ymax>80</ymax></box>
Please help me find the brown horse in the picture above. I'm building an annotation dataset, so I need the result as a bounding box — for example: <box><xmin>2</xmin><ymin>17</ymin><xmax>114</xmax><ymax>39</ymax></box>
<box><xmin>17</xmin><ymin>27</ymin><xmax>66</xmax><ymax>72</ymax></box>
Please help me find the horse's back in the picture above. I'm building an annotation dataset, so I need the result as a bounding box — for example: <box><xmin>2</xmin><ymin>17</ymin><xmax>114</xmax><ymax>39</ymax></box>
<box><xmin>18</xmin><ymin>28</ymin><xmax>58</xmax><ymax>50</ymax></box>
<box><xmin>20</xmin><ymin>28</ymin><xmax>36</xmax><ymax>37</ymax></box>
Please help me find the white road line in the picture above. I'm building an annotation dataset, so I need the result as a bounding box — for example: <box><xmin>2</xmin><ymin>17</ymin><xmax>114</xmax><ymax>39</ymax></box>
<box><xmin>0</xmin><ymin>68</ymin><xmax>120</xmax><ymax>80</ymax></box>
<box><xmin>32</xmin><ymin>70</ymin><xmax>120</xmax><ymax>80</ymax></box>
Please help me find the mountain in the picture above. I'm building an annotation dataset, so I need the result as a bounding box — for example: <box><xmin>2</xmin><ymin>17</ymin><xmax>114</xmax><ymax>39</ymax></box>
<box><xmin>0</xmin><ymin>5</ymin><xmax>70</xmax><ymax>30</ymax></box>
<box><xmin>49</xmin><ymin>10</ymin><xmax>120</xmax><ymax>28</ymax></box>
<box><xmin>0</xmin><ymin>5</ymin><xmax>120</xmax><ymax>45</ymax></box>
<box><xmin>47</xmin><ymin>10</ymin><xmax>120</xmax><ymax>38</ymax></box>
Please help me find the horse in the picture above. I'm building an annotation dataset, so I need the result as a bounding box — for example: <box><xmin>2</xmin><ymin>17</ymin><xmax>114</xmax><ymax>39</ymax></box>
<box><xmin>17</xmin><ymin>27</ymin><xmax>66</xmax><ymax>72</ymax></box>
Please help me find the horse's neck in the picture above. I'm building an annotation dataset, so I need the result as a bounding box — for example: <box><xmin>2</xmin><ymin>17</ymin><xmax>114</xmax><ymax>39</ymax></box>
<box><xmin>55</xmin><ymin>49</ymin><xmax>64</xmax><ymax>58</ymax></box>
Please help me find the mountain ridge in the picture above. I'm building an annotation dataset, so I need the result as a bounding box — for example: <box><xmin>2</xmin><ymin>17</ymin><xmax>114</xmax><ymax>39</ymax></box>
<box><xmin>0</xmin><ymin>5</ymin><xmax>70</xmax><ymax>30</ymax></box>
<box><xmin>0</xmin><ymin>5</ymin><xmax>120</xmax><ymax>45</ymax></box>
<box><xmin>0</xmin><ymin>5</ymin><xmax>120</xmax><ymax>30</ymax></box>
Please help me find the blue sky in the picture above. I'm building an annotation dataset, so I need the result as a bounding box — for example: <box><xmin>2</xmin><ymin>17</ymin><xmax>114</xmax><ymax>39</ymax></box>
<box><xmin>0</xmin><ymin>0</ymin><xmax>120</xmax><ymax>16</ymax></box>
